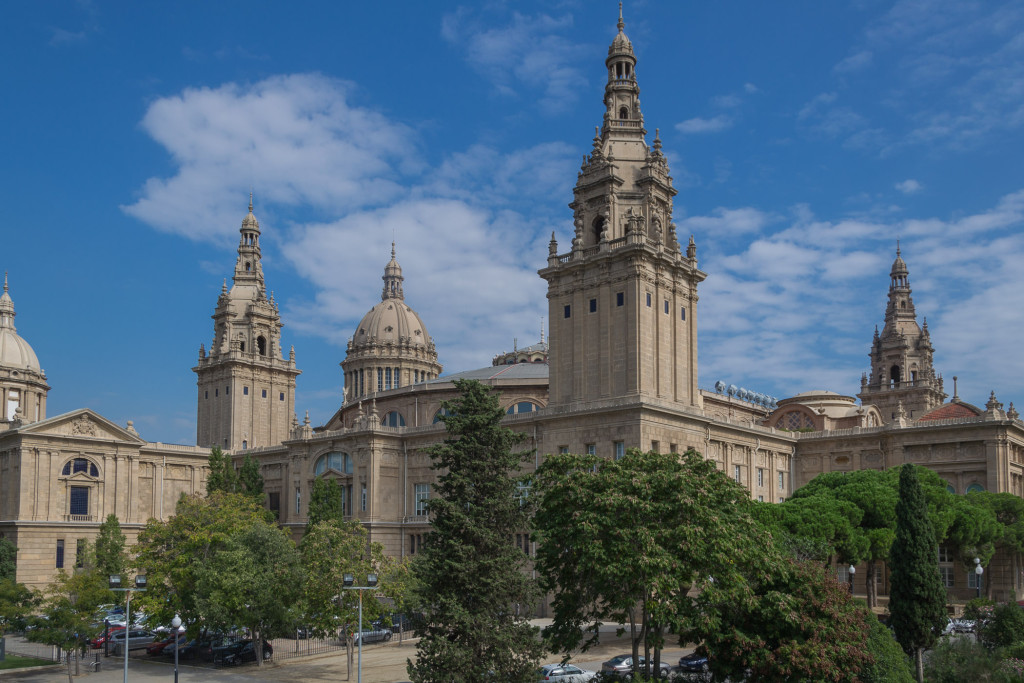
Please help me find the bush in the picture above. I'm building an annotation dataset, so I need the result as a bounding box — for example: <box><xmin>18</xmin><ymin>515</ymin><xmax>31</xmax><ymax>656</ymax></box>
<box><xmin>979</xmin><ymin>602</ymin><xmax>1024</xmax><ymax>650</ymax></box>
<box><xmin>924</xmin><ymin>637</ymin><xmax>1015</xmax><ymax>683</ymax></box>
<box><xmin>859</xmin><ymin>611</ymin><xmax>913</xmax><ymax>683</ymax></box>
<box><xmin>964</xmin><ymin>596</ymin><xmax>997</xmax><ymax>621</ymax></box>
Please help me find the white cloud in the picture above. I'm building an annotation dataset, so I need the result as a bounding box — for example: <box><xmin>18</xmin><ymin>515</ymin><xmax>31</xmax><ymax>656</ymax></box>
<box><xmin>679</xmin><ymin>207</ymin><xmax>772</xmax><ymax>235</ymax></box>
<box><xmin>676</xmin><ymin>115</ymin><xmax>733</xmax><ymax>134</ymax></box>
<box><xmin>895</xmin><ymin>179</ymin><xmax>923</xmax><ymax>194</ymax></box>
<box><xmin>834</xmin><ymin>50</ymin><xmax>873</xmax><ymax>74</ymax></box>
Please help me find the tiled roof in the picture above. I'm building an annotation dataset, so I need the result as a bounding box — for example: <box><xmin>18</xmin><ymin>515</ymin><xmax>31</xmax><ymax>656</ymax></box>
<box><xmin>426</xmin><ymin>362</ymin><xmax>549</xmax><ymax>383</ymax></box>
<box><xmin>918</xmin><ymin>401</ymin><xmax>982</xmax><ymax>422</ymax></box>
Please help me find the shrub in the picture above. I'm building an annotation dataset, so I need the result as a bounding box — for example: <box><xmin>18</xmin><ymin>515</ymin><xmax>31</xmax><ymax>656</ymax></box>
<box><xmin>924</xmin><ymin>637</ymin><xmax>1014</xmax><ymax>683</ymax></box>
<box><xmin>979</xmin><ymin>602</ymin><xmax>1024</xmax><ymax>650</ymax></box>
<box><xmin>859</xmin><ymin>611</ymin><xmax>914</xmax><ymax>683</ymax></box>
<box><xmin>964</xmin><ymin>597</ymin><xmax>997</xmax><ymax>621</ymax></box>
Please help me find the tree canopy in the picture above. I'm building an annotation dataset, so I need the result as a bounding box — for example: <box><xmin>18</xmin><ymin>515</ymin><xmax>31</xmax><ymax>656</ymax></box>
<box><xmin>306</xmin><ymin>478</ymin><xmax>346</xmax><ymax>530</ymax></box>
<box><xmin>408</xmin><ymin>379</ymin><xmax>543</xmax><ymax>683</ymax></box>
<box><xmin>0</xmin><ymin>537</ymin><xmax>16</xmax><ymax>582</ymax></box>
<box><xmin>94</xmin><ymin>514</ymin><xmax>128</xmax><ymax>586</ymax></box>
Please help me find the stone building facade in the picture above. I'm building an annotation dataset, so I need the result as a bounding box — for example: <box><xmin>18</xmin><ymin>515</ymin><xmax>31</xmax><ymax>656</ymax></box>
<box><xmin>1</xmin><ymin>9</ymin><xmax>1022</xmax><ymax>606</ymax></box>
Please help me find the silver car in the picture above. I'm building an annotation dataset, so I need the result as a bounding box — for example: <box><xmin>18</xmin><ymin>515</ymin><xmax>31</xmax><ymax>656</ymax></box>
<box><xmin>539</xmin><ymin>662</ymin><xmax>597</xmax><ymax>681</ymax></box>
<box><xmin>600</xmin><ymin>654</ymin><xmax>672</xmax><ymax>679</ymax></box>
<box><xmin>110</xmin><ymin>629</ymin><xmax>155</xmax><ymax>655</ymax></box>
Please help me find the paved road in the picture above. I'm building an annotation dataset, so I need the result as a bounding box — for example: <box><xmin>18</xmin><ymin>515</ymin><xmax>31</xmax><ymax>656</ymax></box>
<box><xmin>2</xmin><ymin>624</ymin><xmax>695</xmax><ymax>683</ymax></box>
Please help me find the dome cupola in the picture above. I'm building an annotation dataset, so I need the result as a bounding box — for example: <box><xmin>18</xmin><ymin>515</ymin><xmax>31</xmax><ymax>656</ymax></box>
<box><xmin>0</xmin><ymin>273</ymin><xmax>50</xmax><ymax>424</ymax></box>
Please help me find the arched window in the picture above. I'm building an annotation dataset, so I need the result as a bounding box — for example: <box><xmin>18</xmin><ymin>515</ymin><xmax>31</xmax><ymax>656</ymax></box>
<box><xmin>592</xmin><ymin>216</ymin><xmax>606</xmax><ymax>243</ymax></box>
<box><xmin>945</xmin><ymin>483</ymin><xmax>956</xmax><ymax>494</ymax></box>
<box><xmin>61</xmin><ymin>458</ymin><xmax>98</xmax><ymax>477</ymax></box>
<box><xmin>381</xmin><ymin>411</ymin><xmax>406</xmax><ymax>427</ymax></box>
<box><xmin>890</xmin><ymin>365</ymin><xmax>901</xmax><ymax>386</ymax></box>
<box><xmin>506</xmin><ymin>401</ymin><xmax>538</xmax><ymax>415</ymax></box>
<box><xmin>433</xmin><ymin>407</ymin><xmax>452</xmax><ymax>424</ymax></box>
<box><xmin>966</xmin><ymin>483</ymin><xmax>986</xmax><ymax>494</ymax></box>
<box><xmin>619</xmin><ymin>106</ymin><xmax>629</xmax><ymax>119</ymax></box>
<box><xmin>314</xmin><ymin>452</ymin><xmax>353</xmax><ymax>476</ymax></box>
<box><xmin>257</xmin><ymin>336</ymin><xmax>267</xmax><ymax>356</ymax></box>
<box><xmin>245</xmin><ymin>261</ymin><xmax>251</xmax><ymax>272</ymax></box>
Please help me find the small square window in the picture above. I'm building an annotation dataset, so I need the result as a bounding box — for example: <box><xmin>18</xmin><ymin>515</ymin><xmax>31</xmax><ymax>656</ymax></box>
<box><xmin>558</xmin><ymin>446</ymin><xmax>569</xmax><ymax>454</ymax></box>
<box><xmin>564</xmin><ymin>305</ymin><xmax>571</xmax><ymax>318</ymax></box>
<box><xmin>586</xmin><ymin>444</ymin><xmax>596</xmax><ymax>455</ymax></box>
<box><xmin>651</xmin><ymin>440</ymin><xmax>660</xmax><ymax>453</ymax></box>
<box><xmin>646</xmin><ymin>293</ymin><xmax>652</xmax><ymax>307</ymax></box>
<box><xmin>589</xmin><ymin>298</ymin><xmax>597</xmax><ymax>313</ymax></box>
<box><xmin>616</xmin><ymin>292</ymin><xmax>624</xmax><ymax>306</ymax></box>
<box><xmin>670</xmin><ymin>443</ymin><xmax>678</xmax><ymax>454</ymax></box>
<box><xmin>262</xmin><ymin>389</ymin><xmax>267</xmax><ymax>398</ymax></box>
<box><xmin>244</xmin><ymin>386</ymin><xmax>249</xmax><ymax>395</ymax></box>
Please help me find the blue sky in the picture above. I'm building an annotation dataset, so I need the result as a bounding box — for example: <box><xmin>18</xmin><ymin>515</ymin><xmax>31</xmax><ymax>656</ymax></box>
<box><xmin>2</xmin><ymin>1</ymin><xmax>1023</xmax><ymax>444</ymax></box>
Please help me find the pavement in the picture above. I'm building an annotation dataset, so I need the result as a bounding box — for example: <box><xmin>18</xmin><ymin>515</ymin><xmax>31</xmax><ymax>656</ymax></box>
<box><xmin>2</xmin><ymin>621</ymin><xmax>695</xmax><ymax>682</ymax></box>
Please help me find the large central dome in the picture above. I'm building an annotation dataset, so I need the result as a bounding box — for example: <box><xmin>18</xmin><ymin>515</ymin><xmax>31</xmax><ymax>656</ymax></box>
<box><xmin>341</xmin><ymin>245</ymin><xmax>442</xmax><ymax>403</ymax></box>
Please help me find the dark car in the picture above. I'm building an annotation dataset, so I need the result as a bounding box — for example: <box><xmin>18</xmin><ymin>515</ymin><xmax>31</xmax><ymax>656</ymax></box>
<box><xmin>600</xmin><ymin>654</ymin><xmax>671</xmax><ymax>679</ymax></box>
<box><xmin>678</xmin><ymin>651</ymin><xmax>710</xmax><ymax>673</ymax></box>
<box><xmin>147</xmin><ymin>634</ymin><xmax>185</xmax><ymax>656</ymax></box>
<box><xmin>215</xmin><ymin>639</ymin><xmax>273</xmax><ymax>665</ymax></box>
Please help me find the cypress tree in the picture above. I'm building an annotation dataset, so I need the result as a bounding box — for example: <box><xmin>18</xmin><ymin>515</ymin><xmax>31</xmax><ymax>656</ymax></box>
<box><xmin>889</xmin><ymin>464</ymin><xmax>947</xmax><ymax>682</ymax></box>
<box><xmin>407</xmin><ymin>379</ymin><xmax>543</xmax><ymax>683</ymax></box>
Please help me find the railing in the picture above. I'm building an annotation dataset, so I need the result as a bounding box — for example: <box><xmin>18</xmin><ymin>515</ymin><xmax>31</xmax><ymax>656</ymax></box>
<box><xmin>65</xmin><ymin>514</ymin><xmax>94</xmax><ymax>522</ymax></box>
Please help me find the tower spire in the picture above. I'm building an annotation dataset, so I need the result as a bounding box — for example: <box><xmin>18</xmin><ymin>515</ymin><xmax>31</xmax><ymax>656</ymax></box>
<box><xmin>382</xmin><ymin>243</ymin><xmax>404</xmax><ymax>301</ymax></box>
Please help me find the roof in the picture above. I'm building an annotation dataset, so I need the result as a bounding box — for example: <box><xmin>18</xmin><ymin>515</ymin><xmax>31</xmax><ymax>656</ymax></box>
<box><xmin>427</xmin><ymin>363</ymin><xmax>549</xmax><ymax>383</ymax></box>
<box><xmin>918</xmin><ymin>400</ymin><xmax>983</xmax><ymax>422</ymax></box>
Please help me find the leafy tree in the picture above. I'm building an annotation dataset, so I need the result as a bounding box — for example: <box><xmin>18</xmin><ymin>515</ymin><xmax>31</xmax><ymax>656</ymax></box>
<box><xmin>889</xmin><ymin>464</ymin><xmax>947</xmax><ymax>682</ymax></box>
<box><xmin>407</xmin><ymin>379</ymin><xmax>543</xmax><ymax>683</ymax></box>
<box><xmin>26</xmin><ymin>568</ymin><xmax>110</xmax><ymax>683</ymax></box>
<box><xmin>239</xmin><ymin>453</ymin><xmax>265</xmax><ymax>500</ymax></box>
<box><xmin>206</xmin><ymin>445</ymin><xmax>238</xmax><ymax>495</ymax></box>
<box><xmin>978</xmin><ymin>601</ymin><xmax>1024</xmax><ymax>650</ymax></box>
<box><xmin>860</xmin><ymin>606</ymin><xmax>914</xmax><ymax>683</ymax></box>
<box><xmin>534</xmin><ymin>448</ymin><xmax>769</xmax><ymax>679</ymax></box>
<box><xmin>969</xmin><ymin>492</ymin><xmax>1024</xmax><ymax>598</ymax></box>
<box><xmin>754</xmin><ymin>494</ymin><xmax>868</xmax><ymax>565</ymax></box>
<box><xmin>194</xmin><ymin>520</ymin><xmax>302</xmax><ymax>665</ymax></box>
<box><xmin>94</xmin><ymin>514</ymin><xmax>128</xmax><ymax>586</ymax></box>
<box><xmin>133</xmin><ymin>491</ymin><xmax>274</xmax><ymax>631</ymax></box>
<box><xmin>306</xmin><ymin>478</ymin><xmax>346</xmax><ymax>530</ymax></box>
<box><xmin>0</xmin><ymin>578</ymin><xmax>37</xmax><ymax>635</ymax></box>
<box><xmin>0</xmin><ymin>537</ymin><xmax>17</xmax><ymax>581</ymax></box>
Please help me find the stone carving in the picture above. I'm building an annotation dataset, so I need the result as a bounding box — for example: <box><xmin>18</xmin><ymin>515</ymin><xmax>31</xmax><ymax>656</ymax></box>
<box><xmin>71</xmin><ymin>416</ymin><xmax>97</xmax><ymax>437</ymax></box>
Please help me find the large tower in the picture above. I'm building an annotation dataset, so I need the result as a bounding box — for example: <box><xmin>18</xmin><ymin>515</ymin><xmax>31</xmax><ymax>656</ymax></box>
<box><xmin>858</xmin><ymin>246</ymin><xmax>945</xmax><ymax>421</ymax></box>
<box><xmin>194</xmin><ymin>198</ymin><xmax>300</xmax><ymax>450</ymax></box>
<box><xmin>539</xmin><ymin>6</ymin><xmax>706</xmax><ymax>409</ymax></box>
<box><xmin>341</xmin><ymin>245</ymin><xmax>441</xmax><ymax>405</ymax></box>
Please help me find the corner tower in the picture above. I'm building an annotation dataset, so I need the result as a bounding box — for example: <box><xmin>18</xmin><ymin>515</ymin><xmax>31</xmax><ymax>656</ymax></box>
<box><xmin>539</xmin><ymin>6</ymin><xmax>706</xmax><ymax>409</ymax></box>
<box><xmin>194</xmin><ymin>197</ymin><xmax>300</xmax><ymax>450</ymax></box>
<box><xmin>341</xmin><ymin>245</ymin><xmax>441</xmax><ymax>403</ymax></box>
<box><xmin>858</xmin><ymin>246</ymin><xmax>945</xmax><ymax>421</ymax></box>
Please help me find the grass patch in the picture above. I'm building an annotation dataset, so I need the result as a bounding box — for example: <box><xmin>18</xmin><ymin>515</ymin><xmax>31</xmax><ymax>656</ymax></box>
<box><xmin>0</xmin><ymin>654</ymin><xmax>56</xmax><ymax>670</ymax></box>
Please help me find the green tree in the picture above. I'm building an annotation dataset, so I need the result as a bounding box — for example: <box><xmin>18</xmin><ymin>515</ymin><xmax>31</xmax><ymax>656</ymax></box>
<box><xmin>978</xmin><ymin>601</ymin><xmax>1024</xmax><ymax>650</ymax></box>
<box><xmin>0</xmin><ymin>537</ymin><xmax>17</xmax><ymax>581</ymax></box>
<box><xmin>239</xmin><ymin>453</ymin><xmax>265</xmax><ymax>500</ymax></box>
<box><xmin>133</xmin><ymin>491</ymin><xmax>274</xmax><ymax>631</ymax></box>
<box><xmin>889</xmin><ymin>464</ymin><xmax>948</xmax><ymax>682</ymax></box>
<box><xmin>407</xmin><ymin>379</ymin><xmax>543</xmax><ymax>683</ymax></box>
<box><xmin>195</xmin><ymin>521</ymin><xmax>302</xmax><ymax>665</ymax></box>
<box><xmin>94</xmin><ymin>514</ymin><xmax>128</xmax><ymax>585</ymax></box>
<box><xmin>0</xmin><ymin>578</ymin><xmax>37</xmax><ymax>635</ymax></box>
<box><xmin>206</xmin><ymin>445</ymin><xmax>238</xmax><ymax>495</ymax></box>
<box><xmin>26</xmin><ymin>568</ymin><xmax>110</xmax><ymax>683</ymax></box>
<box><xmin>534</xmin><ymin>448</ymin><xmax>769</xmax><ymax>679</ymax></box>
<box><xmin>306</xmin><ymin>478</ymin><xmax>346</xmax><ymax>530</ymax></box>
<box><xmin>861</xmin><ymin>608</ymin><xmax>915</xmax><ymax>683</ymax></box>
<box><xmin>969</xmin><ymin>492</ymin><xmax>1024</xmax><ymax>599</ymax></box>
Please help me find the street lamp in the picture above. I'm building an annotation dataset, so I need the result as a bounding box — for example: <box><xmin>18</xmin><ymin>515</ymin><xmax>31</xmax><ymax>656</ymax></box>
<box><xmin>109</xmin><ymin>574</ymin><xmax>146</xmax><ymax>683</ymax></box>
<box><xmin>170</xmin><ymin>615</ymin><xmax>182</xmax><ymax>683</ymax></box>
<box><xmin>848</xmin><ymin>564</ymin><xmax>856</xmax><ymax>595</ymax></box>
<box><xmin>975</xmin><ymin>558</ymin><xmax>984</xmax><ymax>600</ymax></box>
<box><xmin>342</xmin><ymin>573</ymin><xmax>379</xmax><ymax>683</ymax></box>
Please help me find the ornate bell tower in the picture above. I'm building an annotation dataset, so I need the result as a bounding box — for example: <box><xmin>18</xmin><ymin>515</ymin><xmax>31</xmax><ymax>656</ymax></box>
<box><xmin>539</xmin><ymin>6</ymin><xmax>706</xmax><ymax>409</ymax></box>
<box><xmin>858</xmin><ymin>246</ymin><xmax>945</xmax><ymax>421</ymax></box>
<box><xmin>194</xmin><ymin>197</ymin><xmax>300</xmax><ymax>450</ymax></box>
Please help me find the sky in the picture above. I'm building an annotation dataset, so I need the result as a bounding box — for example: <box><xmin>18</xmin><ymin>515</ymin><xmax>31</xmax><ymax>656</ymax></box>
<box><xmin>2</xmin><ymin>0</ymin><xmax>1023</xmax><ymax>445</ymax></box>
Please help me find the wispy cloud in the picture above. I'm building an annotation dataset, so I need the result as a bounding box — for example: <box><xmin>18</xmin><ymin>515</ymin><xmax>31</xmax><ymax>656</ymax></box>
<box><xmin>895</xmin><ymin>179</ymin><xmax>923</xmax><ymax>194</ymax></box>
<box><xmin>676</xmin><ymin>115</ymin><xmax>733</xmax><ymax>134</ymax></box>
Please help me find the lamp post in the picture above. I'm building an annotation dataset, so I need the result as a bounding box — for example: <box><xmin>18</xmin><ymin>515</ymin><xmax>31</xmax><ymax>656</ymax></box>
<box><xmin>974</xmin><ymin>558</ymin><xmax>984</xmax><ymax>600</ymax></box>
<box><xmin>109</xmin><ymin>574</ymin><xmax>147</xmax><ymax>683</ymax></box>
<box><xmin>848</xmin><ymin>564</ymin><xmax>856</xmax><ymax>595</ymax></box>
<box><xmin>170</xmin><ymin>615</ymin><xmax>181</xmax><ymax>683</ymax></box>
<box><xmin>342</xmin><ymin>573</ymin><xmax>379</xmax><ymax>683</ymax></box>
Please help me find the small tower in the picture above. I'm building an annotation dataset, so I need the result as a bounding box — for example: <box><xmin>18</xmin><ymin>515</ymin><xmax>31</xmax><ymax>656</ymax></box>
<box><xmin>194</xmin><ymin>197</ymin><xmax>301</xmax><ymax>450</ymax></box>
<box><xmin>539</xmin><ymin>6</ymin><xmax>706</xmax><ymax>408</ymax></box>
<box><xmin>341</xmin><ymin>245</ymin><xmax>442</xmax><ymax>405</ymax></box>
<box><xmin>0</xmin><ymin>274</ymin><xmax>49</xmax><ymax>425</ymax></box>
<box><xmin>858</xmin><ymin>246</ymin><xmax>945</xmax><ymax>421</ymax></box>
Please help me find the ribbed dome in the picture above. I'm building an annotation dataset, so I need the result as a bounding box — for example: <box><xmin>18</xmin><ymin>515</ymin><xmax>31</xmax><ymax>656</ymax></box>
<box><xmin>608</xmin><ymin>4</ymin><xmax>634</xmax><ymax>57</ymax></box>
<box><xmin>0</xmin><ymin>277</ymin><xmax>41</xmax><ymax>373</ymax></box>
<box><xmin>351</xmin><ymin>299</ymin><xmax>433</xmax><ymax>350</ymax></box>
<box><xmin>241</xmin><ymin>194</ymin><xmax>260</xmax><ymax>232</ymax></box>
<box><xmin>891</xmin><ymin>245</ymin><xmax>908</xmax><ymax>276</ymax></box>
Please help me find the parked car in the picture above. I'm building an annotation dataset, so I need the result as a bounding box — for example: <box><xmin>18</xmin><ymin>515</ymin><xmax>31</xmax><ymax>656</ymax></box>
<box><xmin>147</xmin><ymin>634</ymin><xmax>185</xmax><ymax>656</ymax></box>
<box><xmin>539</xmin><ymin>662</ymin><xmax>598</xmax><ymax>681</ymax></box>
<box><xmin>678</xmin><ymin>651</ymin><xmax>710</xmax><ymax>673</ymax></box>
<box><xmin>600</xmin><ymin>654</ymin><xmax>672</xmax><ymax>679</ymax></box>
<box><xmin>350</xmin><ymin>625</ymin><xmax>392</xmax><ymax>645</ymax></box>
<box><xmin>197</xmin><ymin>634</ymin><xmax>238</xmax><ymax>661</ymax></box>
<box><xmin>215</xmin><ymin>639</ymin><xmax>273</xmax><ymax>665</ymax></box>
<box><xmin>110</xmin><ymin>629</ymin><xmax>156</xmax><ymax>656</ymax></box>
<box><xmin>90</xmin><ymin>625</ymin><xmax>125</xmax><ymax>649</ymax></box>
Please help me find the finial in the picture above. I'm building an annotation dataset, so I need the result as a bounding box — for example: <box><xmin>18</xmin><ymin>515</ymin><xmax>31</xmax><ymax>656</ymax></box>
<box><xmin>248</xmin><ymin>191</ymin><xmax>253</xmax><ymax>214</ymax></box>
<box><xmin>3</xmin><ymin>272</ymin><xmax>7</xmax><ymax>293</ymax></box>
<box><xmin>391</xmin><ymin>241</ymin><xmax>396</xmax><ymax>259</ymax></box>
<box><xmin>540</xmin><ymin>318</ymin><xmax>545</xmax><ymax>345</ymax></box>
<box><xmin>896</xmin><ymin>238</ymin><xmax>901</xmax><ymax>257</ymax></box>
<box><xmin>221</xmin><ymin>278</ymin><xmax>228</xmax><ymax>293</ymax></box>
<box><xmin>618</xmin><ymin>2</ymin><xmax>624</xmax><ymax>32</ymax></box>
<box><xmin>304</xmin><ymin>410</ymin><xmax>310</xmax><ymax>426</ymax></box>
<box><xmin>953</xmin><ymin>375</ymin><xmax>958</xmax><ymax>400</ymax></box>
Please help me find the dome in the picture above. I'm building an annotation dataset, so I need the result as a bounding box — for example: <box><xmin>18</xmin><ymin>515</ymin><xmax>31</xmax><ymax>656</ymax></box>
<box><xmin>891</xmin><ymin>244</ymin><xmax>908</xmax><ymax>276</ymax></box>
<box><xmin>241</xmin><ymin>194</ymin><xmax>260</xmax><ymax>232</ymax></box>
<box><xmin>0</xmin><ymin>276</ymin><xmax>41</xmax><ymax>373</ymax></box>
<box><xmin>351</xmin><ymin>299</ymin><xmax>434</xmax><ymax>350</ymax></box>
<box><xmin>608</xmin><ymin>5</ymin><xmax>634</xmax><ymax>57</ymax></box>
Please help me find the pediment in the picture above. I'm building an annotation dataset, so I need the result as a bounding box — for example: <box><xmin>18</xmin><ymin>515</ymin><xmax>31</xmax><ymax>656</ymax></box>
<box><xmin>19</xmin><ymin>409</ymin><xmax>146</xmax><ymax>444</ymax></box>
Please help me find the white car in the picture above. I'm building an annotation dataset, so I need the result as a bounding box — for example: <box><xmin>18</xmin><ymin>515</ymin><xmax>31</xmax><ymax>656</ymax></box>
<box><xmin>539</xmin><ymin>663</ymin><xmax>597</xmax><ymax>682</ymax></box>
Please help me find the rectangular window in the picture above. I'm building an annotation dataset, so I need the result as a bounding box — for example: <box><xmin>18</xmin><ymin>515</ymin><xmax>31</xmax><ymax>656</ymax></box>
<box><xmin>517</xmin><ymin>482</ymin><xmax>531</xmax><ymax>507</ymax></box>
<box><xmin>268</xmin><ymin>492</ymin><xmax>280</xmax><ymax>518</ymax></box>
<box><xmin>614</xmin><ymin>441</ymin><xmax>625</xmax><ymax>460</ymax></box>
<box><xmin>243</xmin><ymin>386</ymin><xmax>249</xmax><ymax>395</ymax></box>
<box><xmin>280</xmin><ymin>392</ymin><xmax>284</xmax><ymax>401</ymax></box>
<box><xmin>937</xmin><ymin>546</ymin><xmax>953</xmax><ymax>563</ymax></box>
<box><xmin>589</xmin><ymin>298</ymin><xmax>597</xmax><ymax>313</ymax></box>
<box><xmin>586</xmin><ymin>444</ymin><xmax>596</xmax><ymax>456</ymax></box>
<box><xmin>295</xmin><ymin>487</ymin><xmax>301</xmax><ymax>514</ymax></box>
<box><xmin>559</xmin><ymin>446</ymin><xmax>569</xmax><ymax>454</ymax></box>
<box><xmin>779</xmin><ymin>497</ymin><xmax>786</xmax><ymax>503</ymax></box>
<box><xmin>205</xmin><ymin>391</ymin><xmax>208</xmax><ymax>399</ymax></box>
<box><xmin>670</xmin><ymin>443</ymin><xmax>678</xmax><ymax>454</ymax></box>
<box><xmin>386</xmin><ymin>367</ymin><xmax>392</xmax><ymax>390</ymax></box>
<box><xmin>415</xmin><ymin>484</ymin><xmax>430</xmax><ymax>516</ymax></box>
<box><xmin>262</xmin><ymin>389</ymin><xmax>267</xmax><ymax>398</ymax></box>
<box><xmin>757</xmin><ymin>468</ymin><xmax>764</xmax><ymax>487</ymax></box>
<box><xmin>757</xmin><ymin>495</ymin><xmax>764</xmax><ymax>502</ymax></box>
<box><xmin>778</xmin><ymin>472</ymin><xmax>785</xmax><ymax>491</ymax></box>
<box><xmin>734</xmin><ymin>465</ymin><xmax>742</xmax><ymax>482</ymax></box>
<box><xmin>347</xmin><ymin>485</ymin><xmax>353</xmax><ymax>515</ymax></box>
<box><xmin>56</xmin><ymin>539</ymin><xmax>64</xmax><ymax>569</ymax></box>
<box><xmin>664</xmin><ymin>300</ymin><xmax>669</xmax><ymax>314</ymax></box>
<box><xmin>681</xmin><ymin>307</ymin><xmax>686</xmax><ymax>321</ymax></box>
<box><xmin>69</xmin><ymin>486</ymin><xmax>89</xmax><ymax>516</ymax></box>
<box><xmin>361</xmin><ymin>485</ymin><xmax>367</xmax><ymax>512</ymax></box>
<box><xmin>75</xmin><ymin>539</ymin><xmax>86</xmax><ymax>568</ymax></box>
<box><xmin>215</xmin><ymin>388</ymin><xmax>219</xmax><ymax>397</ymax></box>
<box><xmin>940</xmin><ymin>566</ymin><xmax>954</xmax><ymax>588</ymax></box>
<box><xmin>378</xmin><ymin>368</ymin><xmax>383</xmax><ymax>391</ymax></box>
<box><xmin>564</xmin><ymin>304</ymin><xmax>571</xmax><ymax>318</ymax></box>
<box><xmin>616</xmin><ymin>292</ymin><xmax>624</xmax><ymax>306</ymax></box>
<box><xmin>651</xmin><ymin>441</ymin><xmax>660</xmax><ymax>453</ymax></box>
<box><xmin>410</xmin><ymin>534</ymin><xmax>417</xmax><ymax>555</ymax></box>
<box><xmin>646</xmin><ymin>293</ymin><xmax>652</xmax><ymax>307</ymax></box>
<box><xmin>225</xmin><ymin>386</ymin><xmax>230</xmax><ymax>395</ymax></box>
